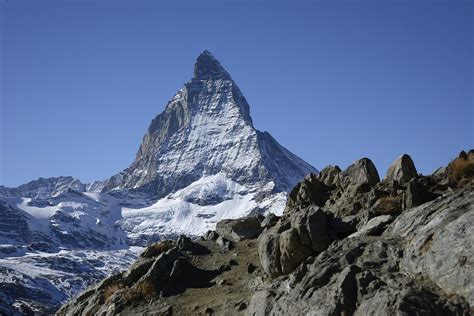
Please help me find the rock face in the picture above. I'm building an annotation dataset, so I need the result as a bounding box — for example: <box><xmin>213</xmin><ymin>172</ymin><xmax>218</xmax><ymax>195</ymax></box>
<box><xmin>384</xmin><ymin>154</ymin><xmax>418</xmax><ymax>183</ymax></box>
<box><xmin>57</xmin><ymin>152</ymin><xmax>473</xmax><ymax>315</ymax></box>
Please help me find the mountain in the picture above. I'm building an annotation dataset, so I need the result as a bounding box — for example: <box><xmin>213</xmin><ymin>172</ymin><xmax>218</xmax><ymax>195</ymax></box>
<box><xmin>102</xmin><ymin>50</ymin><xmax>315</xmax><ymax>198</ymax></box>
<box><xmin>58</xmin><ymin>151</ymin><xmax>474</xmax><ymax>316</ymax></box>
<box><xmin>0</xmin><ymin>51</ymin><xmax>316</xmax><ymax>314</ymax></box>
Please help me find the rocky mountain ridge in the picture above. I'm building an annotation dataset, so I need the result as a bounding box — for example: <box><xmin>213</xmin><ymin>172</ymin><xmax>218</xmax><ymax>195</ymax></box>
<box><xmin>58</xmin><ymin>150</ymin><xmax>474</xmax><ymax>315</ymax></box>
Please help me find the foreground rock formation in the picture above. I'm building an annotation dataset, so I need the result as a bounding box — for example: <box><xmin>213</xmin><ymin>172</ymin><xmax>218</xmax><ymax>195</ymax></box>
<box><xmin>58</xmin><ymin>150</ymin><xmax>474</xmax><ymax>315</ymax></box>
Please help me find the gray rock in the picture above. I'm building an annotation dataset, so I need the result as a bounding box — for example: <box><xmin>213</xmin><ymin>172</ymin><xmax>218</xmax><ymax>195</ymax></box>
<box><xmin>384</xmin><ymin>154</ymin><xmax>418</xmax><ymax>183</ymax></box>
<box><xmin>342</xmin><ymin>158</ymin><xmax>380</xmax><ymax>190</ymax></box>
<box><xmin>386</xmin><ymin>189</ymin><xmax>474</xmax><ymax>305</ymax></box>
<box><xmin>216</xmin><ymin>216</ymin><xmax>263</xmax><ymax>242</ymax></box>
<box><xmin>258</xmin><ymin>226</ymin><xmax>282</xmax><ymax>277</ymax></box>
<box><xmin>349</xmin><ymin>215</ymin><xmax>393</xmax><ymax>238</ymax></box>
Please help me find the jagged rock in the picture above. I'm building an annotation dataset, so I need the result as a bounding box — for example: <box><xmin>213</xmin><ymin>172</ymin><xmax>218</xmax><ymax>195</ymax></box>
<box><xmin>215</xmin><ymin>216</ymin><xmax>263</xmax><ymax>242</ymax></box>
<box><xmin>349</xmin><ymin>215</ymin><xmax>394</xmax><ymax>238</ymax></box>
<box><xmin>342</xmin><ymin>158</ymin><xmax>380</xmax><ymax>191</ymax></box>
<box><xmin>318</xmin><ymin>165</ymin><xmax>342</xmax><ymax>187</ymax></box>
<box><xmin>384</xmin><ymin>154</ymin><xmax>418</xmax><ymax>183</ymax></box>
<box><xmin>286</xmin><ymin>175</ymin><xmax>330</xmax><ymax>209</ymax></box>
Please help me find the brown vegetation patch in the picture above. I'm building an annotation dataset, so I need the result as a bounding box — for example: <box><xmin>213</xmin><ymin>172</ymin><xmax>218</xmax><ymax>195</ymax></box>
<box><xmin>448</xmin><ymin>152</ymin><xmax>474</xmax><ymax>186</ymax></box>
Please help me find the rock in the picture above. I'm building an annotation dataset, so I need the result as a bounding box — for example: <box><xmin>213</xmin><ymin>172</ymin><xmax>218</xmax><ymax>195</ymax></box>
<box><xmin>305</xmin><ymin>207</ymin><xmax>331</xmax><ymax>252</ymax></box>
<box><xmin>202</xmin><ymin>230</ymin><xmax>219</xmax><ymax>241</ymax></box>
<box><xmin>317</xmin><ymin>165</ymin><xmax>342</xmax><ymax>187</ymax></box>
<box><xmin>215</xmin><ymin>235</ymin><xmax>233</xmax><ymax>250</ymax></box>
<box><xmin>286</xmin><ymin>175</ymin><xmax>330</xmax><ymax>209</ymax></box>
<box><xmin>177</xmin><ymin>235</ymin><xmax>210</xmax><ymax>255</ymax></box>
<box><xmin>260</xmin><ymin>213</ymin><xmax>279</xmax><ymax>229</ymax></box>
<box><xmin>215</xmin><ymin>216</ymin><xmax>263</xmax><ymax>242</ymax></box>
<box><xmin>258</xmin><ymin>226</ymin><xmax>282</xmax><ymax>277</ymax></box>
<box><xmin>140</xmin><ymin>240</ymin><xmax>175</xmax><ymax>258</ymax></box>
<box><xmin>384</xmin><ymin>154</ymin><xmax>418</xmax><ymax>184</ymax></box>
<box><xmin>342</xmin><ymin>158</ymin><xmax>380</xmax><ymax>191</ymax></box>
<box><xmin>386</xmin><ymin>189</ymin><xmax>474</xmax><ymax>305</ymax></box>
<box><xmin>349</xmin><ymin>215</ymin><xmax>393</xmax><ymax>238</ymax></box>
<box><xmin>279</xmin><ymin>228</ymin><xmax>307</xmax><ymax>274</ymax></box>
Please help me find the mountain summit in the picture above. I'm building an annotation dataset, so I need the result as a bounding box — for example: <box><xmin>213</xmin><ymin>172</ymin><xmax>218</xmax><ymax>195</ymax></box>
<box><xmin>103</xmin><ymin>51</ymin><xmax>316</xmax><ymax>202</ymax></box>
<box><xmin>194</xmin><ymin>50</ymin><xmax>232</xmax><ymax>80</ymax></box>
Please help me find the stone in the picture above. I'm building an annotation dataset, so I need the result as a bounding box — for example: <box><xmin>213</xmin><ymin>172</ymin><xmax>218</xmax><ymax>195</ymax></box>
<box><xmin>317</xmin><ymin>165</ymin><xmax>342</xmax><ymax>187</ymax></box>
<box><xmin>342</xmin><ymin>158</ymin><xmax>380</xmax><ymax>191</ymax></box>
<box><xmin>260</xmin><ymin>213</ymin><xmax>279</xmax><ymax>229</ymax></box>
<box><xmin>279</xmin><ymin>228</ymin><xmax>307</xmax><ymax>275</ymax></box>
<box><xmin>384</xmin><ymin>154</ymin><xmax>418</xmax><ymax>184</ymax></box>
<box><xmin>258</xmin><ymin>226</ymin><xmax>282</xmax><ymax>277</ymax></box>
<box><xmin>349</xmin><ymin>215</ymin><xmax>393</xmax><ymax>238</ymax></box>
<box><xmin>215</xmin><ymin>216</ymin><xmax>263</xmax><ymax>242</ymax></box>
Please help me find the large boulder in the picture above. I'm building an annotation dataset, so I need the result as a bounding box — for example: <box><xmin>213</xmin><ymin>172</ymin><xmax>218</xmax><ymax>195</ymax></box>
<box><xmin>286</xmin><ymin>174</ymin><xmax>331</xmax><ymax>210</ymax></box>
<box><xmin>384</xmin><ymin>154</ymin><xmax>418</xmax><ymax>184</ymax></box>
<box><xmin>258</xmin><ymin>226</ymin><xmax>282</xmax><ymax>277</ymax></box>
<box><xmin>342</xmin><ymin>158</ymin><xmax>380</xmax><ymax>190</ymax></box>
<box><xmin>215</xmin><ymin>216</ymin><xmax>263</xmax><ymax>242</ymax></box>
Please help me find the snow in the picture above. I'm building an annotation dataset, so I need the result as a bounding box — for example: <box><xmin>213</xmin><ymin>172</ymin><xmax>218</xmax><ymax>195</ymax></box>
<box><xmin>18</xmin><ymin>198</ymin><xmax>57</xmax><ymax>219</ymax></box>
<box><xmin>122</xmin><ymin>173</ymin><xmax>286</xmax><ymax>238</ymax></box>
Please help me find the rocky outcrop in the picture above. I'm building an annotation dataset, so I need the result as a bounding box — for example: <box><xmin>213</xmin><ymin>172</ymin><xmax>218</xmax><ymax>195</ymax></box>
<box><xmin>58</xmin><ymin>151</ymin><xmax>473</xmax><ymax>315</ymax></box>
<box><xmin>384</xmin><ymin>154</ymin><xmax>418</xmax><ymax>183</ymax></box>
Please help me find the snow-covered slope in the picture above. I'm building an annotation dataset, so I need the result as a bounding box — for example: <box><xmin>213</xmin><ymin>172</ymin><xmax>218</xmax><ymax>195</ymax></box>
<box><xmin>0</xmin><ymin>50</ymin><xmax>317</xmax><ymax>314</ymax></box>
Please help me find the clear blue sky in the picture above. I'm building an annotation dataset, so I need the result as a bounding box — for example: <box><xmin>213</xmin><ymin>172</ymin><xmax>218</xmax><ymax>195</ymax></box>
<box><xmin>1</xmin><ymin>0</ymin><xmax>472</xmax><ymax>187</ymax></box>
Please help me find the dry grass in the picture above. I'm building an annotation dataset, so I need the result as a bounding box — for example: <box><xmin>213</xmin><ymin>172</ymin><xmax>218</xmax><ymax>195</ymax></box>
<box><xmin>103</xmin><ymin>283</ymin><xmax>122</xmax><ymax>301</ymax></box>
<box><xmin>124</xmin><ymin>279</ymin><xmax>157</xmax><ymax>302</ymax></box>
<box><xmin>449</xmin><ymin>154</ymin><xmax>474</xmax><ymax>185</ymax></box>
<box><xmin>141</xmin><ymin>240</ymin><xmax>175</xmax><ymax>258</ymax></box>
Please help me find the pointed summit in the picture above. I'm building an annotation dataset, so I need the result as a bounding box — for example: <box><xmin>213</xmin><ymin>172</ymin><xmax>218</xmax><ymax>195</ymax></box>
<box><xmin>194</xmin><ymin>50</ymin><xmax>231</xmax><ymax>80</ymax></box>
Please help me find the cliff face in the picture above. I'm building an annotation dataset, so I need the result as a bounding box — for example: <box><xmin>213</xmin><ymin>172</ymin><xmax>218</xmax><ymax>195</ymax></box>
<box><xmin>58</xmin><ymin>151</ymin><xmax>474</xmax><ymax>315</ymax></box>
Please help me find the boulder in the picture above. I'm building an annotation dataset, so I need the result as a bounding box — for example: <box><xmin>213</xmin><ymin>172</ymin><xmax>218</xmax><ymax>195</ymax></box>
<box><xmin>215</xmin><ymin>216</ymin><xmax>263</xmax><ymax>242</ymax></box>
<box><xmin>279</xmin><ymin>228</ymin><xmax>307</xmax><ymax>274</ymax></box>
<box><xmin>349</xmin><ymin>215</ymin><xmax>393</xmax><ymax>238</ymax></box>
<box><xmin>258</xmin><ymin>226</ymin><xmax>282</xmax><ymax>277</ymax></box>
<box><xmin>342</xmin><ymin>158</ymin><xmax>380</xmax><ymax>190</ymax></box>
<box><xmin>384</xmin><ymin>154</ymin><xmax>418</xmax><ymax>184</ymax></box>
<box><xmin>286</xmin><ymin>175</ymin><xmax>330</xmax><ymax>210</ymax></box>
